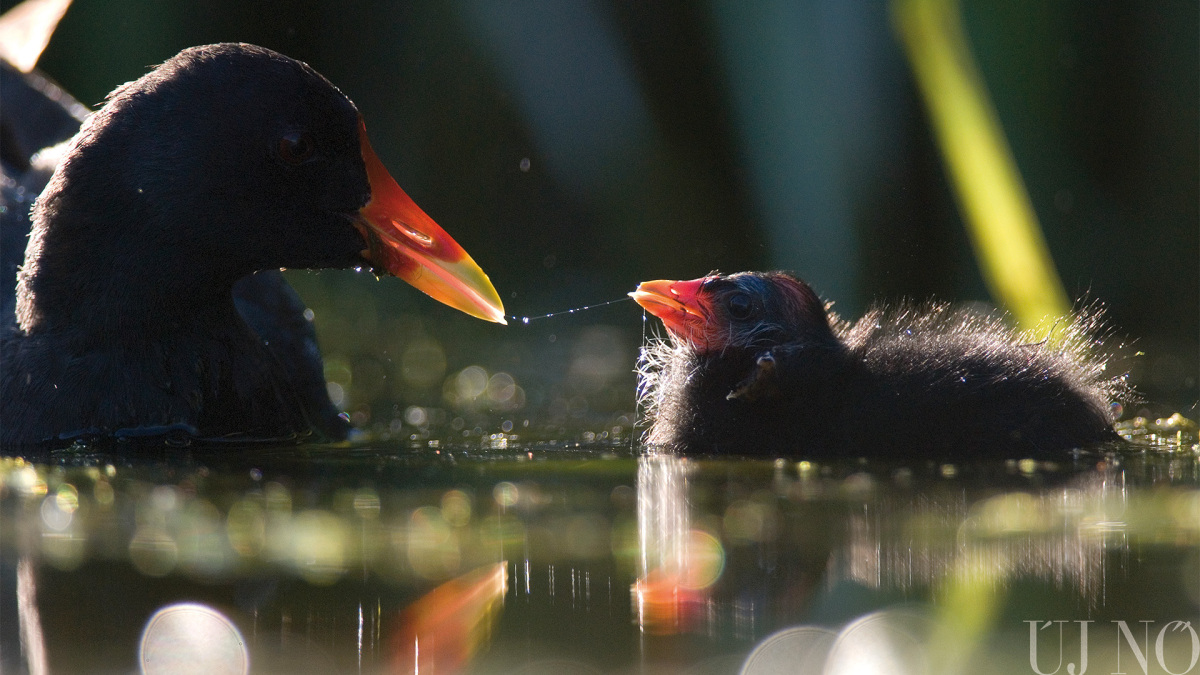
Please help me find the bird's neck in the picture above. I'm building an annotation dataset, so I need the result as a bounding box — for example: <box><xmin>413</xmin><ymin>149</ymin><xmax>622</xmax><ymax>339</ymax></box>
<box><xmin>16</xmin><ymin>212</ymin><xmax>246</xmax><ymax>337</ymax></box>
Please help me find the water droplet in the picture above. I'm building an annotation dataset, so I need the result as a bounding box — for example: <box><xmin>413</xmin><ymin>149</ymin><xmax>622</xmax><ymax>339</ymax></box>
<box><xmin>522</xmin><ymin>317</ymin><xmax>530</xmax><ymax>325</ymax></box>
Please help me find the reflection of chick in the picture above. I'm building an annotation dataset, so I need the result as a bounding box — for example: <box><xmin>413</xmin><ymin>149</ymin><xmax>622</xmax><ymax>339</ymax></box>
<box><xmin>632</xmin><ymin>271</ymin><xmax>1126</xmax><ymax>457</ymax></box>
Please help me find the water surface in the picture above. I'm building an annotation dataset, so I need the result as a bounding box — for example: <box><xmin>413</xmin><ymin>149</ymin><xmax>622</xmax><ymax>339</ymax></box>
<box><xmin>2</xmin><ymin>418</ymin><xmax>1197</xmax><ymax>674</ymax></box>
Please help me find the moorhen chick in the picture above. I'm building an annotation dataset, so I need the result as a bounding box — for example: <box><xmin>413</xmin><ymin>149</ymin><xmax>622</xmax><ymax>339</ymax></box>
<box><xmin>630</xmin><ymin>271</ymin><xmax>1126</xmax><ymax>457</ymax></box>
<box><xmin>1</xmin><ymin>43</ymin><xmax>505</xmax><ymax>447</ymax></box>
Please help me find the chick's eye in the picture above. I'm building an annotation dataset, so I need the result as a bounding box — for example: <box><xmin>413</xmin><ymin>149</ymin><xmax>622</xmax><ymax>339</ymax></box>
<box><xmin>278</xmin><ymin>132</ymin><xmax>315</xmax><ymax>165</ymax></box>
<box><xmin>727</xmin><ymin>292</ymin><xmax>753</xmax><ymax>320</ymax></box>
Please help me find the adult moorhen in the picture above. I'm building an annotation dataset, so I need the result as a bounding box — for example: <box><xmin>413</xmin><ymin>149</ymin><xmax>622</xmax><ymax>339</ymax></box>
<box><xmin>630</xmin><ymin>271</ymin><xmax>1126</xmax><ymax>457</ymax></box>
<box><xmin>1</xmin><ymin>43</ymin><xmax>505</xmax><ymax>447</ymax></box>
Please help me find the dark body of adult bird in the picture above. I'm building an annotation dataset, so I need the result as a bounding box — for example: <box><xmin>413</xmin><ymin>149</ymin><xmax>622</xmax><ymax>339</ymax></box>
<box><xmin>1</xmin><ymin>43</ymin><xmax>506</xmax><ymax>447</ymax></box>
<box><xmin>631</xmin><ymin>271</ymin><xmax>1126</xmax><ymax>458</ymax></box>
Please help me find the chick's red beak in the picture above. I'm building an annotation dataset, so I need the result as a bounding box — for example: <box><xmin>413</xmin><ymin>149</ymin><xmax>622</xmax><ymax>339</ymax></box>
<box><xmin>629</xmin><ymin>277</ymin><xmax>714</xmax><ymax>348</ymax></box>
<box><xmin>354</xmin><ymin>118</ymin><xmax>506</xmax><ymax>324</ymax></box>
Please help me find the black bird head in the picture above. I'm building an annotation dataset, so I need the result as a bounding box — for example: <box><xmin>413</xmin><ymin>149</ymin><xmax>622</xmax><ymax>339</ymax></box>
<box><xmin>17</xmin><ymin>43</ymin><xmax>504</xmax><ymax>332</ymax></box>
<box><xmin>630</xmin><ymin>271</ymin><xmax>836</xmax><ymax>354</ymax></box>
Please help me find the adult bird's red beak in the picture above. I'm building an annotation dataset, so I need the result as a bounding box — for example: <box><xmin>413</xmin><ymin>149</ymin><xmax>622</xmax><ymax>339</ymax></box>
<box><xmin>354</xmin><ymin>118</ymin><xmax>506</xmax><ymax>324</ymax></box>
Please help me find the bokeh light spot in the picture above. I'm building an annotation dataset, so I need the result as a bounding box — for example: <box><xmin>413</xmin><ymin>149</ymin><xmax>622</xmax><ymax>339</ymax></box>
<box><xmin>40</xmin><ymin>493</ymin><xmax>73</xmax><ymax>531</ymax></box>
<box><xmin>741</xmin><ymin>626</ymin><xmax>836</xmax><ymax>675</ymax></box>
<box><xmin>456</xmin><ymin>365</ymin><xmax>489</xmax><ymax>400</ymax></box>
<box><xmin>326</xmin><ymin>382</ymin><xmax>345</xmax><ymax>407</ymax></box>
<box><xmin>493</xmin><ymin>482</ymin><xmax>519</xmax><ymax>508</ymax></box>
<box><xmin>407</xmin><ymin>506</ymin><xmax>461</xmax><ymax>580</ymax></box>
<box><xmin>149</xmin><ymin>485</ymin><xmax>179</xmax><ymax>513</ymax></box>
<box><xmin>94</xmin><ymin>480</ymin><xmax>114</xmax><ymax>506</ymax></box>
<box><xmin>823</xmin><ymin>609</ymin><xmax>933</xmax><ymax>675</ymax></box>
<box><xmin>681</xmin><ymin>529</ymin><xmax>725</xmax><ymax>590</ymax></box>
<box><xmin>441</xmin><ymin>489</ymin><xmax>473</xmax><ymax>527</ymax></box>
<box><xmin>55</xmin><ymin>483</ymin><xmax>79</xmax><ymax>513</ymax></box>
<box><xmin>139</xmin><ymin>603</ymin><xmax>248</xmax><ymax>675</ymax></box>
<box><xmin>487</xmin><ymin>372</ymin><xmax>517</xmax><ymax>404</ymax></box>
<box><xmin>405</xmin><ymin>405</ymin><xmax>428</xmax><ymax>426</ymax></box>
<box><xmin>290</xmin><ymin>510</ymin><xmax>348</xmax><ymax>585</ymax></box>
<box><xmin>178</xmin><ymin>499</ymin><xmax>231</xmax><ymax>577</ymax></box>
<box><xmin>225</xmin><ymin>499</ymin><xmax>266</xmax><ymax>558</ymax></box>
<box><xmin>354</xmin><ymin>488</ymin><xmax>381</xmax><ymax>519</ymax></box>
<box><xmin>400</xmin><ymin>338</ymin><xmax>447</xmax><ymax>388</ymax></box>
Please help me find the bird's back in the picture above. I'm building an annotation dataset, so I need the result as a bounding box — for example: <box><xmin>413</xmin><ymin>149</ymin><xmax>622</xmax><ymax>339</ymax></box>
<box><xmin>833</xmin><ymin>303</ymin><xmax>1121</xmax><ymax>455</ymax></box>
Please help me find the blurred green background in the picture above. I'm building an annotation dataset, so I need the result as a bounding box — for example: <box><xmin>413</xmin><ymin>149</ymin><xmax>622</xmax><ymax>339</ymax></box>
<box><xmin>15</xmin><ymin>0</ymin><xmax>1198</xmax><ymax>436</ymax></box>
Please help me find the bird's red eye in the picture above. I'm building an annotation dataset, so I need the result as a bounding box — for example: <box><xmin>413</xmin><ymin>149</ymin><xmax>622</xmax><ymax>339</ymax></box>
<box><xmin>278</xmin><ymin>132</ymin><xmax>315</xmax><ymax>165</ymax></box>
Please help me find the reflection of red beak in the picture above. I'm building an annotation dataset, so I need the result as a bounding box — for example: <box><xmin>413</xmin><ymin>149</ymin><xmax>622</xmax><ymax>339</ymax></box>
<box><xmin>629</xmin><ymin>277</ymin><xmax>714</xmax><ymax>348</ymax></box>
<box><xmin>389</xmin><ymin>562</ymin><xmax>508</xmax><ymax>674</ymax></box>
<box><xmin>353</xmin><ymin>118</ymin><xmax>506</xmax><ymax>324</ymax></box>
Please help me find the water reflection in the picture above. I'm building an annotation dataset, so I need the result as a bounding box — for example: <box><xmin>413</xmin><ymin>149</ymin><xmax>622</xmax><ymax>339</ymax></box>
<box><xmin>828</xmin><ymin>469</ymin><xmax>1126</xmax><ymax>600</ymax></box>
<box><xmin>388</xmin><ymin>562</ymin><xmax>507</xmax><ymax>674</ymax></box>
<box><xmin>626</xmin><ymin>451</ymin><xmax>1198</xmax><ymax>673</ymax></box>
<box><xmin>633</xmin><ymin>453</ymin><xmax>729</xmax><ymax>634</ymax></box>
<box><xmin>633</xmin><ymin>454</ymin><xmax>1196</xmax><ymax>629</ymax></box>
<box><xmin>0</xmin><ymin>444</ymin><xmax>1196</xmax><ymax>672</ymax></box>
<box><xmin>14</xmin><ymin>557</ymin><xmax>48</xmax><ymax>675</ymax></box>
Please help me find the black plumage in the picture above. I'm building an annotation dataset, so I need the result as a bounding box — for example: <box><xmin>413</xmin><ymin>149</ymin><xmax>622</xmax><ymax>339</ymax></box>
<box><xmin>1</xmin><ymin>56</ymin><xmax>346</xmax><ymax>443</ymax></box>
<box><xmin>1</xmin><ymin>44</ymin><xmax>504</xmax><ymax>447</ymax></box>
<box><xmin>632</xmin><ymin>271</ymin><xmax>1127</xmax><ymax>457</ymax></box>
